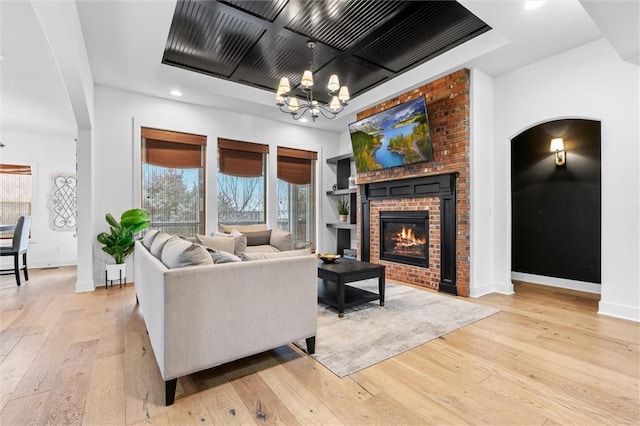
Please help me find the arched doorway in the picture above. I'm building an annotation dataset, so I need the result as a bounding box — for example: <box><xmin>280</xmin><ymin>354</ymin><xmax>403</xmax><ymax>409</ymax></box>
<box><xmin>511</xmin><ymin>119</ymin><xmax>601</xmax><ymax>291</ymax></box>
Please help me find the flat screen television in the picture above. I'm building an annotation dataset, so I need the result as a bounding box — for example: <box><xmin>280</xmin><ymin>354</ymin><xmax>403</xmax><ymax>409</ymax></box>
<box><xmin>348</xmin><ymin>96</ymin><xmax>433</xmax><ymax>174</ymax></box>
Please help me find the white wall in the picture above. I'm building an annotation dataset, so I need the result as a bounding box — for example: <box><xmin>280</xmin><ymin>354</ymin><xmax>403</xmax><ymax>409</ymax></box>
<box><xmin>91</xmin><ymin>86</ymin><xmax>341</xmax><ymax>286</ymax></box>
<box><xmin>0</xmin><ymin>129</ymin><xmax>78</xmax><ymax>278</ymax></box>
<box><xmin>491</xmin><ymin>38</ymin><xmax>639</xmax><ymax>321</ymax></box>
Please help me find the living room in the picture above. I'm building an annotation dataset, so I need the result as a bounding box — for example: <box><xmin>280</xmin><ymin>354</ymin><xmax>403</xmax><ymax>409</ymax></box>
<box><xmin>1</xmin><ymin>1</ymin><xmax>638</xmax><ymax>424</ymax></box>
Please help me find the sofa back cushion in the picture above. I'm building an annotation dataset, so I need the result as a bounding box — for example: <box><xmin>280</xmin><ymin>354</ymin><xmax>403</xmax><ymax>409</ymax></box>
<box><xmin>218</xmin><ymin>223</ymin><xmax>267</xmax><ymax>234</ymax></box>
<box><xmin>244</xmin><ymin>229</ymin><xmax>272</xmax><ymax>246</ymax></box>
<box><xmin>196</xmin><ymin>234</ymin><xmax>236</xmax><ymax>254</ymax></box>
<box><xmin>161</xmin><ymin>236</ymin><xmax>213</xmax><ymax>269</ymax></box>
<box><xmin>269</xmin><ymin>228</ymin><xmax>293</xmax><ymax>251</ymax></box>
<box><xmin>142</xmin><ymin>229</ymin><xmax>159</xmax><ymax>250</ymax></box>
<box><xmin>150</xmin><ymin>231</ymin><xmax>172</xmax><ymax>258</ymax></box>
<box><xmin>241</xmin><ymin>248</ymin><xmax>312</xmax><ymax>261</ymax></box>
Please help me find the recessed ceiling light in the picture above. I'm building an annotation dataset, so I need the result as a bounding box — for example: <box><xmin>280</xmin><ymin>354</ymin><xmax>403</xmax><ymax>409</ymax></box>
<box><xmin>524</xmin><ymin>1</ymin><xmax>546</xmax><ymax>10</ymax></box>
<box><xmin>0</xmin><ymin>53</ymin><xmax>5</xmax><ymax>61</ymax></box>
<box><xmin>170</xmin><ymin>89</ymin><xmax>183</xmax><ymax>97</ymax></box>
<box><xmin>299</xmin><ymin>117</ymin><xmax>309</xmax><ymax>123</ymax></box>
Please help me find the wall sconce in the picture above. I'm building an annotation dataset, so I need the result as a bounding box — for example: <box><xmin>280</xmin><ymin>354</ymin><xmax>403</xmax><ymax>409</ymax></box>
<box><xmin>550</xmin><ymin>138</ymin><xmax>566</xmax><ymax>166</ymax></box>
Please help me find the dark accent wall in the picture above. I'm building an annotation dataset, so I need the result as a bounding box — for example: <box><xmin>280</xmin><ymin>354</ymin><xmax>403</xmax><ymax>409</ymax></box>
<box><xmin>511</xmin><ymin>119</ymin><xmax>601</xmax><ymax>284</ymax></box>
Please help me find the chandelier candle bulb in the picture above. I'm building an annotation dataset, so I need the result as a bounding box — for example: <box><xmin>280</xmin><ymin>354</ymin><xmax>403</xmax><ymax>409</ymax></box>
<box><xmin>301</xmin><ymin>70</ymin><xmax>314</xmax><ymax>88</ymax></box>
<box><xmin>338</xmin><ymin>86</ymin><xmax>350</xmax><ymax>102</ymax></box>
<box><xmin>288</xmin><ymin>97</ymin><xmax>299</xmax><ymax>111</ymax></box>
<box><xmin>278</xmin><ymin>77</ymin><xmax>291</xmax><ymax>93</ymax></box>
<box><xmin>328</xmin><ymin>75</ymin><xmax>340</xmax><ymax>92</ymax></box>
<box><xmin>330</xmin><ymin>96</ymin><xmax>341</xmax><ymax>111</ymax></box>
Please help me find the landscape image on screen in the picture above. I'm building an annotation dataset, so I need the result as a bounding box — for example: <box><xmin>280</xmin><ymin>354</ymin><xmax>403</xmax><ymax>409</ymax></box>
<box><xmin>348</xmin><ymin>97</ymin><xmax>433</xmax><ymax>174</ymax></box>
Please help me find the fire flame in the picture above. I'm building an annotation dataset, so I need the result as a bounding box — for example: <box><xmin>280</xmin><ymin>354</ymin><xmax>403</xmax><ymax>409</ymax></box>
<box><xmin>393</xmin><ymin>226</ymin><xmax>426</xmax><ymax>248</ymax></box>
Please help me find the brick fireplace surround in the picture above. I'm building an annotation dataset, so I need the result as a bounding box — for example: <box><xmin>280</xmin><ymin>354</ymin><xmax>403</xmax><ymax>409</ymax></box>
<box><xmin>355</xmin><ymin>69</ymin><xmax>470</xmax><ymax>296</ymax></box>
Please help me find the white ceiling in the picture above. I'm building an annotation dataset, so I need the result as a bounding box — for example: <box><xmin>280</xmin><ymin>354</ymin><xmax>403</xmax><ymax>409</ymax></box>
<box><xmin>1</xmin><ymin>0</ymin><xmax>638</xmax><ymax>138</ymax></box>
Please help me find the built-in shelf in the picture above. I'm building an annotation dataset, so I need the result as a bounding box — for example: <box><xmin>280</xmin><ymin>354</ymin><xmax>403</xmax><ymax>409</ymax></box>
<box><xmin>326</xmin><ymin>223</ymin><xmax>357</xmax><ymax>230</ymax></box>
<box><xmin>326</xmin><ymin>152</ymin><xmax>356</xmax><ymax>255</ymax></box>
<box><xmin>326</xmin><ymin>188</ymin><xmax>356</xmax><ymax>196</ymax></box>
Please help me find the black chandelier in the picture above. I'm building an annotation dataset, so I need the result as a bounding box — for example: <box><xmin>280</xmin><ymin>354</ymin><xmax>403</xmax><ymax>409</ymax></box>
<box><xmin>275</xmin><ymin>41</ymin><xmax>350</xmax><ymax>122</ymax></box>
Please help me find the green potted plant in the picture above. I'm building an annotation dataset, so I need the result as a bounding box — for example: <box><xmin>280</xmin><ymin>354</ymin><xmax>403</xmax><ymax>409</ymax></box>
<box><xmin>337</xmin><ymin>197</ymin><xmax>350</xmax><ymax>222</ymax></box>
<box><xmin>97</xmin><ymin>208</ymin><xmax>150</xmax><ymax>280</ymax></box>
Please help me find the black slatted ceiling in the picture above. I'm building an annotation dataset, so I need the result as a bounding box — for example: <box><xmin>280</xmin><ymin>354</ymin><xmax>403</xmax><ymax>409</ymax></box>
<box><xmin>285</xmin><ymin>0</ymin><xmax>405</xmax><ymax>51</ymax></box>
<box><xmin>235</xmin><ymin>34</ymin><xmax>335</xmax><ymax>91</ymax></box>
<box><xmin>356</xmin><ymin>2</ymin><xmax>490</xmax><ymax>73</ymax></box>
<box><xmin>220</xmin><ymin>0</ymin><xmax>288</xmax><ymax>22</ymax></box>
<box><xmin>163</xmin><ymin>1</ymin><xmax>265</xmax><ymax>77</ymax></box>
<box><xmin>163</xmin><ymin>0</ymin><xmax>491</xmax><ymax>101</ymax></box>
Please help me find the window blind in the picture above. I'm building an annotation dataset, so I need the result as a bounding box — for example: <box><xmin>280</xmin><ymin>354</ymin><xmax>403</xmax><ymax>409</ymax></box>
<box><xmin>277</xmin><ymin>147</ymin><xmax>317</xmax><ymax>185</ymax></box>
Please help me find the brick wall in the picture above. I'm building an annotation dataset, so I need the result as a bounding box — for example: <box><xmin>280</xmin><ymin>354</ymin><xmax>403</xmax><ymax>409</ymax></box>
<box><xmin>355</xmin><ymin>69</ymin><xmax>470</xmax><ymax>296</ymax></box>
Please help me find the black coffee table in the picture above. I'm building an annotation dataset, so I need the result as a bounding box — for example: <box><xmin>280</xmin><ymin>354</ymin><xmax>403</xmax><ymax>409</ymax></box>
<box><xmin>317</xmin><ymin>259</ymin><xmax>386</xmax><ymax>317</ymax></box>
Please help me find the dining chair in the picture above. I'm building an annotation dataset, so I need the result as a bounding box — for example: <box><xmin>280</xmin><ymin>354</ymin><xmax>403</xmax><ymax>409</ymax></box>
<box><xmin>0</xmin><ymin>215</ymin><xmax>31</xmax><ymax>286</ymax></box>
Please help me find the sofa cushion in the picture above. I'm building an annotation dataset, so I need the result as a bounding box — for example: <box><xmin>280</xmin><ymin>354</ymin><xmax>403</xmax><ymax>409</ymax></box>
<box><xmin>161</xmin><ymin>237</ymin><xmax>213</xmax><ymax>269</ymax></box>
<box><xmin>195</xmin><ymin>234</ymin><xmax>236</xmax><ymax>254</ymax></box>
<box><xmin>241</xmin><ymin>248</ymin><xmax>312</xmax><ymax>261</ymax></box>
<box><xmin>150</xmin><ymin>231</ymin><xmax>172</xmax><ymax>258</ymax></box>
<box><xmin>142</xmin><ymin>229</ymin><xmax>159</xmax><ymax>250</ymax></box>
<box><xmin>218</xmin><ymin>223</ymin><xmax>267</xmax><ymax>234</ymax></box>
<box><xmin>244</xmin><ymin>244</ymin><xmax>281</xmax><ymax>254</ymax></box>
<box><xmin>207</xmin><ymin>248</ymin><xmax>242</xmax><ymax>264</ymax></box>
<box><xmin>269</xmin><ymin>228</ymin><xmax>293</xmax><ymax>251</ymax></box>
<box><xmin>244</xmin><ymin>229</ymin><xmax>272</xmax><ymax>246</ymax></box>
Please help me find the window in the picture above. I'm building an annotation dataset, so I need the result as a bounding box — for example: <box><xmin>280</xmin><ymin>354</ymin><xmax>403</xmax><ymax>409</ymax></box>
<box><xmin>141</xmin><ymin>128</ymin><xmax>206</xmax><ymax>237</ymax></box>
<box><xmin>217</xmin><ymin>139</ymin><xmax>268</xmax><ymax>226</ymax></box>
<box><xmin>277</xmin><ymin>147</ymin><xmax>316</xmax><ymax>248</ymax></box>
<box><xmin>0</xmin><ymin>164</ymin><xmax>32</xmax><ymax>239</ymax></box>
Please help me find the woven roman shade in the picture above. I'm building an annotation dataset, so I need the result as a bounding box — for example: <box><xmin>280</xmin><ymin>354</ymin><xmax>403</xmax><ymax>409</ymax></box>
<box><xmin>218</xmin><ymin>138</ymin><xmax>268</xmax><ymax>178</ymax></box>
<box><xmin>142</xmin><ymin>128</ymin><xmax>206</xmax><ymax>169</ymax></box>
<box><xmin>0</xmin><ymin>164</ymin><xmax>32</xmax><ymax>175</ymax></box>
<box><xmin>277</xmin><ymin>147</ymin><xmax>317</xmax><ymax>185</ymax></box>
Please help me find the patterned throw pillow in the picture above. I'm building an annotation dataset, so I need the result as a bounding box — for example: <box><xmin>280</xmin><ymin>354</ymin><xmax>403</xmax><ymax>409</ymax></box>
<box><xmin>207</xmin><ymin>248</ymin><xmax>242</xmax><ymax>264</ymax></box>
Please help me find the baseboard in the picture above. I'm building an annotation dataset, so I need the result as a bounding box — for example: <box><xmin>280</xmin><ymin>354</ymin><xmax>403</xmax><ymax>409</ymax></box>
<box><xmin>30</xmin><ymin>260</ymin><xmax>77</xmax><ymax>269</ymax></box>
<box><xmin>511</xmin><ymin>272</ymin><xmax>601</xmax><ymax>294</ymax></box>
<box><xmin>469</xmin><ymin>281</ymin><xmax>514</xmax><ymax>297</ymax></box>
<box><xmin>75</xmin><ymin>280</ymin><xmax>95</xmax><ymax>293</ymax></box>
<box><xmin>598</xmin><ymin>301</ymin><xmax>640</xmax><ymax>322</ymax></box>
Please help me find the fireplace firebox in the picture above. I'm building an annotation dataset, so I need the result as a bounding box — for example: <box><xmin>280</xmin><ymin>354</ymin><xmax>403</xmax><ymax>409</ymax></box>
<box><xmin>379</xmin><ymin>211</ymin><xmax>429</xmax><ymax>267</ymax></box>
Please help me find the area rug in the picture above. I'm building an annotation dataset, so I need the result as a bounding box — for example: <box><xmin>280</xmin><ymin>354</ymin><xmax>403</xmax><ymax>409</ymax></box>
<box><xmin>296</xmin><ymin>280</ymin><xmax>499</xmax><ymax>377</ymax></box>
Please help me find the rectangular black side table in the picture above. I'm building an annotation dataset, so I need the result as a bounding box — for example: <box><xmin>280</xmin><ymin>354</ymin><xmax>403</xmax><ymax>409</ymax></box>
<box><xmin>317</xmin><ymin>259</ymin><xmax>385</xmax><ymax>317</ymax></box>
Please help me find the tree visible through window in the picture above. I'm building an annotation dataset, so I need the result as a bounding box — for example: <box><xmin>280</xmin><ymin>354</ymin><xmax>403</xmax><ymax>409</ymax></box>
<box><xmin>141</xmin><ymin>128</ymin><xmax>206</xmax><ymax>237</ymax></box>
<box><xmin>217</xmin><ymin>139</ymin><xmax>268</xmax><ymax>226</ymax></box>
<box><xmin>0</xmin><ymin>164</ymin><xmax>32</xmax><ymax>239</ymax></box>
<box><xmin>277</xmin><ymin>147</ymin><xmax>316</xmax><ymax>248</ymax></box>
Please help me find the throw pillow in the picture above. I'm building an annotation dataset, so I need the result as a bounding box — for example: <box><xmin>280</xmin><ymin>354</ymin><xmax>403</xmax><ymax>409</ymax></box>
<box><xmin>218</xmin><ymin>223</ymin><xmax>267</xmax><ymax>234</ymax></box>
<box><xmin>207</xmin><ymin>248</ymin><xmax>242</xmax><ymax>264</ymax></box>
<box><xmin>150</xmin><ymin>231</ymin><xmax>172</xmax><ymax>258</ymax></box>
<box><xmin>142</xmin><ymin>229</ymin><xmax>159</xmax><ymax>250</ymax></box>
<box><xmin>244</xmin><ymin>229</ymin><xmax>272</xmax><ymax>246</ymax></box>
<box><xmin>269</xmin><ymin>228</ymin><xmax>293</xmax><ymax>251</ymax></box>
<box><xmin>229</xmin><ymin>229</ymin><xmax>248</xmax><ymax>255</ymax></box>
<box><xmin>161</xmin><ymin>236</ymin><xmax>213</xmax><ymax>269</ymax></box>
<box><xmin>241</xmin><ymin>248</ymin><xmax>312</xmax><ymax>261</ymax></box>
<box><xmin>195</xmin><ymin>234</ymin><xmax>236</xmax><ymax>254</ymax></box>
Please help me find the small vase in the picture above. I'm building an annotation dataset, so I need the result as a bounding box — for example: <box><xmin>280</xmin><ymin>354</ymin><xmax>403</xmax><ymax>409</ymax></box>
<box><xmin>339</xmin><ymin>215</ymin><xmax>348</xmax><ymax>223</ymax></box>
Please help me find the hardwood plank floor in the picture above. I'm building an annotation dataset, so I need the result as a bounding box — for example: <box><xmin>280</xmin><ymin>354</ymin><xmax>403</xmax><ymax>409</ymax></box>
<box><xmin>0</xmin><ymin>267</ymin><xmax>638</xmax><ymax>425</ymax></box>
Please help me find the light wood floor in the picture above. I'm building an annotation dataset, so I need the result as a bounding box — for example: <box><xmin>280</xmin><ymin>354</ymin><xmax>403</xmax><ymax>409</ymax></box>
<box><xmin>0</xmin><ymin>267</ymin><xmax>638</xmax><ymax>425</ymax></box>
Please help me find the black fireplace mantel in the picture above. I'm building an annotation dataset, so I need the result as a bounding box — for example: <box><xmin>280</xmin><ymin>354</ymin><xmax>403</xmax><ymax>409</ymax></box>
<box><xmin>360</xmin><ymin>173</ymin><xmax>458</xmax><ymax>295</ymax></box>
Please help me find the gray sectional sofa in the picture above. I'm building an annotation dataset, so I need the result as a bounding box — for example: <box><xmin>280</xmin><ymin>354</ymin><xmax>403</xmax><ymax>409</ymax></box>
<box><xmin>133</xmin><ymin>235</ymin><xmax>318</xmax><ymax>405</ymax></box>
